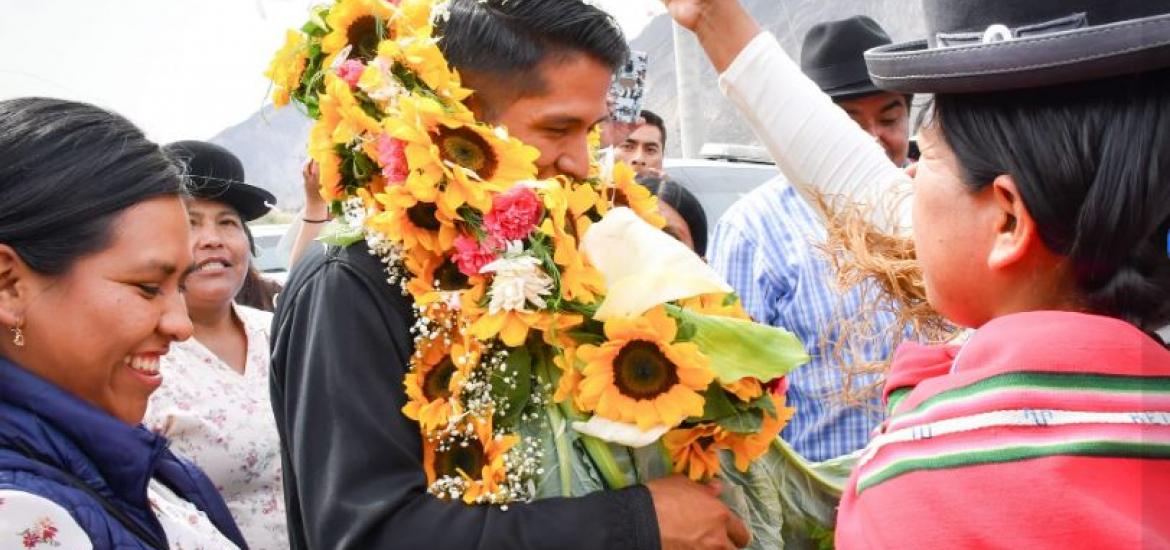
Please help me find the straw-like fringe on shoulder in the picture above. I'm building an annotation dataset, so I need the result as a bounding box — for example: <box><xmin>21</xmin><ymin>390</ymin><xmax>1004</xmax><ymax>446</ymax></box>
<box><xmin>812</xmin><ymin>192</ymin><xmax>959</xmax><ymax>407</ymax></box>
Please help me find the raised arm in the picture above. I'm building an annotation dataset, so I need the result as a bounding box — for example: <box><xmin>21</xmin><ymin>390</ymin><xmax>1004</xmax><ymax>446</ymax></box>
<box><xmin>664</xmin><ymin>0</ymin><xmax>912</xmax><ymax>234</ymax></box>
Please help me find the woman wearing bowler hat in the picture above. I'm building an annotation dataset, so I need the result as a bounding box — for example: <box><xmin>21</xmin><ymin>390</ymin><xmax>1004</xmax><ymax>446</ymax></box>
<box><xmin>143</xmin><ymin>141</ymin><xmax>289</xmax><ymax>550</ymax></box>
<box><xmin>664</xmin><ymin>0</ymin><xmax>1170</xmax><ymax>547</ymax></box>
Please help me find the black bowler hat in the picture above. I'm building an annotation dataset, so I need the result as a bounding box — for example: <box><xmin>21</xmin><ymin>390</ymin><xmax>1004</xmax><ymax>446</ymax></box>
<box><xmin>865</xmin><ymin>0</ymin><xmax>1170</xmax><ymax>93</ymax></box>
<box><xmin>801</xmin><ymin>16</ymin><xmax>892</xmax><ymax>100</ymax></box>
<box><xmin>163</xmin><ymin>141</ymin><xmax>275</xmax><ymax>221</ymax></box>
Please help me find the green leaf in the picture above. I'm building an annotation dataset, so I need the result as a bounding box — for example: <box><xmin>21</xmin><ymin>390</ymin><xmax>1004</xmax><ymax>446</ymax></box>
<box><xmin>668</xmin><ymin>305</ymin><xmax>810</xmax><ymax>384</ymax></box>
<box><xmin>491</xmin><ymin>346</ymin><xmax>533</xmax><ymax>428</ymax></box>
<box><xmin>674</xmin><ymin>318</ymin><xmax>697</xmax><ymax>342</ymax></box>
<box><xmin>699</xmin><ymin>384</ymin><xmax>763</xmax><ymax>434</ymax></box>
<box><xmin>317</xmin><ymin>219</ymin><xmax>363</xmax><ymax>247</ymax></box>
<box><xmin>721</xmin><ymin>292</ymin><xmax>740</xmax><ymax>308</ymax></box>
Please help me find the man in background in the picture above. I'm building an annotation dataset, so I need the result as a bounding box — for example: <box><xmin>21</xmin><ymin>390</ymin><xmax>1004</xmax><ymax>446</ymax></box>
<box><xmin>708</xmin><ymin>16</ymin><xmax>910</xmax><ymax>461</ymax></box>
<box><xmin>616</xmin><ymin>108</ymin><xmax>667</xmax><ymax>177</ymax></box>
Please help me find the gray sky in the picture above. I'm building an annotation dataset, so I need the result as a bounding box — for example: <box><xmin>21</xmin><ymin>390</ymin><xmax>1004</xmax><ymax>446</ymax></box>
<box><xmin>0</xmin><ymin>0</ymin><xmax>662</xmax><ymax>143</ymax></box>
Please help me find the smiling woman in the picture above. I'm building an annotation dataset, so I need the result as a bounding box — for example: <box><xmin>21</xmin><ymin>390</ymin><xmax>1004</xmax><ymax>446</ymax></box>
<box><xmin>0</xmin><ymin>98</ymin><xmax>247</xmax><ymax>548</ymax></box>
<box><xmin>144</xmin><ymin>140</ymin><xmax>290</xmax><ymax>550</ymax></box>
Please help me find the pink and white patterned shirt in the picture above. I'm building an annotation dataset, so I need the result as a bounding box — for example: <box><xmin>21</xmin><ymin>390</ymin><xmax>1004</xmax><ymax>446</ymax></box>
<box><xmin>144</xmin><ymin>304</ymin><xmax>288</xmax><ymax>550</ymax></box>
<box><xmin>0</xmin><ymin>482</ymin><xmax>241</xmax><ymax>549</ymax></box>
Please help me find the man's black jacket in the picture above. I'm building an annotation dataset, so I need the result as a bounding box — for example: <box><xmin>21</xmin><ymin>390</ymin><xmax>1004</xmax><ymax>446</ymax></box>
<box><xmin>270</xmin><ymin>242</ymin><xmax>660</xmax><ymax>549</ymax></box>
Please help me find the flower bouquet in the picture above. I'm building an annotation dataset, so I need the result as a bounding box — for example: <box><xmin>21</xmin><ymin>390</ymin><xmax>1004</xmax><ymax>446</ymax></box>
<box><xmin>269</xmin><ymin>0</ymin><xmax>844</xmax><ymax>546</ymax></box>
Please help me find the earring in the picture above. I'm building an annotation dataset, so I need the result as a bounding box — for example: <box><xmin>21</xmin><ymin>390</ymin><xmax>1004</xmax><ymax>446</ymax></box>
<box><xmin>10</xmin><ymin>319</ymin><xmax>24</xmax><ymax>347</ymax></box>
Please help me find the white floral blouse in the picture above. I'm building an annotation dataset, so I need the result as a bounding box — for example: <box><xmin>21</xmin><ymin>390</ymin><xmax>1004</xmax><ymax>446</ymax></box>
<box><xmin>0</xmin><ymin>482</ymin><xmax>240</xmax><ymax>549</ymax></box>
<box><xmin>144</xmin><ymin>304</ymin><xmax>288</xmax><ymax>550</ymax></box>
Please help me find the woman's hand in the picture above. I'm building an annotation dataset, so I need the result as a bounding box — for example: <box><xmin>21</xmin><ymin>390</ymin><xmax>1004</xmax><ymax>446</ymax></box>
<box><xmin>661</xmin><ymin>0</ymin><xmax>707</xmax><ymax>31</ymax></box>
<box><xmin>659</xmin><ymin>0</ymin><xmax>761</xmax><ymax>73</ymax></box>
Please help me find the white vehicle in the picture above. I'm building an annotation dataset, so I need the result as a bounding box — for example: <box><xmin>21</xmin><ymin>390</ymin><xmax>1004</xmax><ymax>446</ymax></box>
<box><xmin>663</xmin><ymin>144</ymin><xmax>779</xmax><ymax>238</ymax></box>
<box><xmin>249</xmin><ymin>223</ymin><xmax>292</xmax><ymax>285</ymax></box>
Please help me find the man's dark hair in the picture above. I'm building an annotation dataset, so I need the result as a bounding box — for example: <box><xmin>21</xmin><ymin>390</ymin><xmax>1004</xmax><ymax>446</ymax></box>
<box><xmin>933</xmin><ymin>66</ymin><xmax>1170</xmax><ymax>334</ymax></box>
<box><xmin>438</xmin><ymin>0</ymin><xmax>629</xmax><ymax>115</ymax></box>
<box><xmin>0</xmin><ymin>97</ymin><xmax>183</xmax><ymax>276</ymax></box>
<box><xmin>638</xmin><ymin>109</ymin><xmax>667</xmax><ymax>149</ymax></box>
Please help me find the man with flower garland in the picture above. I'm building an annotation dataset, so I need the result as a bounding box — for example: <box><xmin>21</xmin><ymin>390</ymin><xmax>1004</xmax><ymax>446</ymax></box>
<box><xmin>269</xmin><ymin>1</ymin><xmax>750</xmax><ymax>549</ymax></box>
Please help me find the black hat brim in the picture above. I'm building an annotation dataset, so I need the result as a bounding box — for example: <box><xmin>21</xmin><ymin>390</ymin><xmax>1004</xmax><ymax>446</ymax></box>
<box><xmin>187</xmin><ymin>179</ymin><xmax>276</xmax><ymax>222</ymax></box>
<box><xmin>865</xmin><ymin>13</ymin><xmax>1170</xmax><ymax>94</ymax></box>
<box><xmin>823</xmin><ymin>79</ymin><xmax>886</xmax><ymax>101</ymax></box>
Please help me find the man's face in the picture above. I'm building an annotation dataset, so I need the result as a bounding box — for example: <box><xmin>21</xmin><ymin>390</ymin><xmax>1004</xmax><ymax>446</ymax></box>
<box><xmin>838</xmin><ymin>91</ymin><xmax>910</xmax><ymax>166</ymax></box>
<box><xmin>616</xmin><ymin>123</ymin><xmax>664</xmax><ymax>176</ymax></box>
<box><xmin>483</xmin><ymin>53</ymin><xmax>613</xmax><ymax>181</ymax></box>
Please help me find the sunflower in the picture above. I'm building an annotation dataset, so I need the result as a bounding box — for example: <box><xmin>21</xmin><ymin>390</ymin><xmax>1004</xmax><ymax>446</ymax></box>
<box><xmin>387</xmin><ymin>96</ymin><xmax>538</xmax><ymax>217</ymax></box>
<box><xmin>326</xmin><ymin>74</ymin><xmax>383</xmax><ymax>145</ymax></box>
<box><xmin>575</xmin><ymin>306</ymin><xmax>715</xmax><ymax>430</ymax></box>
<box><xmin>599</xmin><ymin>162</ymin><xmax>665</xmax><ymax>228</ymax></box>
<box><xmin>722</xmin><ymin>377</ymin><xmax>764</xmax><ymax>403</ymax></box>
<box><xmin>531</xmin><ymin>311</ymin><xmax>585</xmax><ymax>349</ymax></box>
<box><xmin>321</xmin><ymin>0</ymin><xmax>396</xmax><ymax>59</ymax></box>
<box><xmin>375</xmin><ymin>36</ymin><xmax>472</xmax><ymax>101</ymax></box>
<box><xmin>552</xmin><ymin>346</ymin><xmax>584</xmax><ymax>407</ymax></box>
<box><xmin>535</xmin><ymin>180</ymin><xmax>605</xmax><ymax>303</ymax></box>
<box><xmin>662</xmin><ymin>423</ymin><xmax>724</xmax><ymax>482</ymax></box>
<box><xmin>423</xmin><ymin>417</ymin><xmax>519</xmax><ymax>504</ymax></box>
<box><xmin>266</xmin><ymin>30</ymin><xmax>308</xmax><ymax>107</ymax></box>
<box><xmin>678</xmin><ymin>293</ymin><xmax>752</xmax><ymax>321</ymax></box>
<box><xmin>404</xmin><ymin>247</ymin><xmax>485</xmax><ymax>307</ymax></box>
<box><xmin>722</xmin><ymin>394</ymin><xmax>795</xmax><ymax>472</ymax></box>
<box><xmin>367</xmin><ymin>185</ymin><xmax>458</xmax><ymax>254</ymax></box>
<box><xmin>468</xmin><ymin>309</ymin><xmax>539</xmax><ymax>348</ymax></box>
<box><xmin>402</xmin><ymin>336</ymin><xmax>479</xmax><ymax>432</ymax></box>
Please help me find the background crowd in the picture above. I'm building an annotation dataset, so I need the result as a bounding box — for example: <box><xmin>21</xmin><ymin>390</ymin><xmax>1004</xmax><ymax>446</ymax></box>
<box><xmin>0</xmin><ymin>0</ymin><xmax>1167</xmax><ymax>548</ymax></box>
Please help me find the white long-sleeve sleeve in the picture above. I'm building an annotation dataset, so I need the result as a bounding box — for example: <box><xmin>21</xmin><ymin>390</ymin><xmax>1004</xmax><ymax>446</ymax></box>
<box><xmin>718</xmin><ymin>32</ymin><xmax>913</xmax><ymax>235</ymax></box>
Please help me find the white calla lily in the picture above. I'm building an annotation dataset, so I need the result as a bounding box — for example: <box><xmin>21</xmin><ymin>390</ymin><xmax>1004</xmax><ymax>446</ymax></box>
<box><xmin>572</xmin><ymin>416</ymin><xmax>670</xmax><ymax>448</ymax></box>
<box><xmin>582</xmin><ymin>207</ymin><xmax>732</xmax><ymax>320</ymax></box>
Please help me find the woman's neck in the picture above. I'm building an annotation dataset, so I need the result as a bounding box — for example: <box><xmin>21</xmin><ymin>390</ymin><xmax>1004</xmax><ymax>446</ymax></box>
<box><xmin>188</xmin><ymin>300</ymin><xmax>237</xmax><ymax>339</ymax></box>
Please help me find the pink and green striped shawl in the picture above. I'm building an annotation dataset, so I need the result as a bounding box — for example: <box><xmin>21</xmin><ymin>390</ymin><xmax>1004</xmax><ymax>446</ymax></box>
<box><xmin>835</xmin><ymin>311</ymin><xmax>1170</xmax><ymax>549</ymax></box>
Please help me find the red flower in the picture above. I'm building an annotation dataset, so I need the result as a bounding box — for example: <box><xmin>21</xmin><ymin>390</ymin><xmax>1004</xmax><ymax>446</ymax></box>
<box><xmin>764</xmin><ymin>376</ymin><xmax>789</xmax><ymax>396</ymax></box>
<box><xmin>452</xmin><ymin>234</ymin><xmax>500</xmax><ymax>277</ymax></box>
<box><xmin>337</xmin><ymin>59</ymin><xmax>365</xmax><ymax>88</ymax></box>
<box><xmin>483</xmin><ymin>185</ymin><xmax>542</xmax><ymax>242</ymax></box>
<box><xmin>376</xmin><ymin>134</ymin><xmax>409</xmax><ymax>183</ymax></box>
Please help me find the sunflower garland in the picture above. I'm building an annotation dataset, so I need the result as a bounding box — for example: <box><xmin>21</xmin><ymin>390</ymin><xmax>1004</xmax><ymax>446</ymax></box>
<box><xmin>270</xmin><ymin>0</ymin><xmax>809</xmax><ymax>506</ymax></box>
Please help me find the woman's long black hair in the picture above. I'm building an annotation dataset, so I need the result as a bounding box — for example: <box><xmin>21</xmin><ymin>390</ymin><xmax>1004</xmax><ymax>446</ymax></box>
<box><xmin>0</xmin><ymin>97</ymin><xmax>183</xmax><ymax>275</ymax></box>
<box><xmin>933</xmin><ymin>67</ymin><xmax>1170</xmax><ymax>334</ymax></box>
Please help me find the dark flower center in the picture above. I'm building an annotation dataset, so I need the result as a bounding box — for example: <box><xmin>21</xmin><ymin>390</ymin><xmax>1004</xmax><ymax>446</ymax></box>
<box><xmin>346</xmin><ymin>15</ymin><xmax>385</xmax><ymax>60</ymax></box>
<box><xmin>435</xmin><ymin>439</ymin><xmax>486</xmax><ymax>478</ymax></box>
<box><xmin>406</xmin><ymin>202</ymin><xmax>441</xmax><ymax>231</ymax></box>
<box><xmin>434</xmin><ymin>126</ymin><xmax>498</xmax><ymax>179</ymax></box>
<box><xmin>423</xmin><ymin>357</ymin><xmax>458</xmax><ymax>401</ymax></box>
<box><xmin>435</xmin><ymin>258</ymin><xmax>470</xmax><ymax>291</ymax></box>
<box><xmin>613</xmin><ymin>340</ymin><xmax>679</xmax><ymax>399</ymax></box>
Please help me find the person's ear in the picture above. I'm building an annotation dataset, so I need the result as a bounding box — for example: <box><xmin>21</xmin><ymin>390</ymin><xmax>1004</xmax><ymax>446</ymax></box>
<box><xmin>986</xmin><ymin>174</ymin><xmax>1038</xmax><ymax>271</ymax></box>
<box><xmin>0</xmin><ymin>245</ymin><xmax>38</xmax><ymax>328</ymax></box>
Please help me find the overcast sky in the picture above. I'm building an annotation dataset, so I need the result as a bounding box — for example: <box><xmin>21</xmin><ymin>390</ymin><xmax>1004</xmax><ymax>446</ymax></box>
<box><xmin>0</xmin><ymin>0</ymin><xmax>664</xmax><ymax>143</ymax></box>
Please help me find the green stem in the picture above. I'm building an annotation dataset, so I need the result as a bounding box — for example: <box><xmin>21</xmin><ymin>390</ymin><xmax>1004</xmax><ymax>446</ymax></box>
<box><xmin>535</xmin><ymin>355</ymin><xmax>574</xmax><ymax>497</ymax></box>
<box><xmin>554</xmin><ymin>398</ymin><xmax>628</xmax><ymax>490</ymax></box>
<box><xmin>579</xmin><ymin>434</ymin><xmax>629</xmax><ymax>489</ymax></box>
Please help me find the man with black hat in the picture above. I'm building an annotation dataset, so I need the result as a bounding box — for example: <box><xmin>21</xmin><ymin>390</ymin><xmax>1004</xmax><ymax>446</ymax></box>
<box><xmin>706</xmin><ymin>16</ymin><xmax>910</xmax><ymax>462</ymax></box>
<box><xmin>801</xmin><ymin>16</ymin><xmax>911</xmax><ymax>168</ymax></box>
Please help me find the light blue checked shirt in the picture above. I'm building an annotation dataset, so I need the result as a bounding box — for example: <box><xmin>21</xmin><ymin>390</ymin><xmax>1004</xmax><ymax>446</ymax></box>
<box><xmin>709</xmin><ymin>176</ymin><xmax>898</xmax><ymax>461</ymax></box>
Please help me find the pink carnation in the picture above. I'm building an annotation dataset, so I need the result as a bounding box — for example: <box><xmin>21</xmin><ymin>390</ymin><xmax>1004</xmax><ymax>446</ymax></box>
<box><xmin>452</xmin><ymin>234</ymin><xmax>500</xmax><ymax>277</ymax></box>
<box><xmin>337</xmin><ymin>59</ymin><xmax>365</xmax><ymax>88</ymax></box>
<box><xmin>483</xmin><ymin>185</ymin><xmax>542</xmax><ymax>242</ymax></box>
<box><xmin>376</xmin><ymin>134</ymin><xmax>409</xmax><ymax>183</ymax></box>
